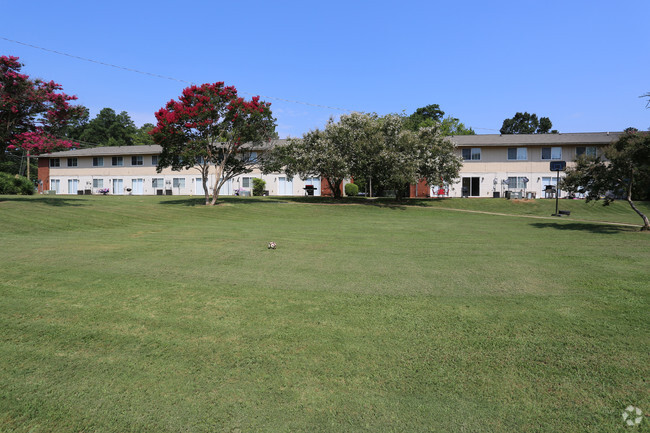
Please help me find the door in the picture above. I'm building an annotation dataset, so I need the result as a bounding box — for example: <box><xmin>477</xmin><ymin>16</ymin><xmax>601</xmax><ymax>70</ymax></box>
<box><xmin>50</xmin><ymin>179</ymin><xmax>60</xmax><ymax>193</ymax></box>
<box><xmin>112</xmin><ymin>179</ymin><xmax>124</xmax><ymax>195</ymax></box>
<box><xmin>218</xmin><ymin>178</ymin><xmax>232</xmax><ymax>196</ymax></box>
<box><xmin>303</xmin><ymin>177</ymin><xmax>321</xmax><ymax>196</ymax></box>
<box><xmin>132</xmin><ymin>179</ymin><xmax>144</xmax><ymax>195</ymax></box>
<box><xmin>195</xmin><ymin>177</ymin><xmax>209</xmax><ymax>196</ymax></box>
<box><xmin>278</xmin><ymin>177</ymin><xmax>293</xmax><ymax>196</ymax></box>
<box><xmin>68</xmin><ymin>179</ymin><xmax>78</xmax><ymax>195</ymax></box>
<box><xmin>461</xmin><ymin>177</ymin><xmax>480</xmax><ymax>197</ymax></box>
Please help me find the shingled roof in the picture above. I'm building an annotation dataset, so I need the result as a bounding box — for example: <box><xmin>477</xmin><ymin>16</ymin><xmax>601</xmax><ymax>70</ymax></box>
<box><xmin>449</xmin><ymin>132</ymin><xmax>623</xmax><ymax>147</ymax></box>
<box><xmin>41</xmin><ymin>139</ymin><xmax>287</xmax><ymax>157</ymax></box>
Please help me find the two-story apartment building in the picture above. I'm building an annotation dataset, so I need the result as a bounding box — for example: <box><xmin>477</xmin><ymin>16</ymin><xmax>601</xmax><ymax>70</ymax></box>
<box><xmin>411</xmin><ymin>132</ymin><xmax>622</xmax><ymax>199</ymax></box>
<box><xmin>38</xmin><ymin>140</ymin><xmax>324</xmax><ymax>197</ymax></box>
<box><xmin>38</xmin><ymin>132</ymin><xmax>622</xmax><ymax>198</ymax></box>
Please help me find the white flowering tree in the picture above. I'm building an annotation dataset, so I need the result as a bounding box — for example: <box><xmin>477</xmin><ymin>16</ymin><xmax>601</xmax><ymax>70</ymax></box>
<box><xmin>263</xmin><ymin>112</ymin><xmax>461</xmax><ymax>200</ymax></box>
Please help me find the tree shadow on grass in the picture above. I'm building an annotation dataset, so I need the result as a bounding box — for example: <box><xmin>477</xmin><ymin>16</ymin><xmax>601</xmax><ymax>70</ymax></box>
<box><xmin>157</xmin><ymin>195</ymin><xmax>439</xmax><ymax>210</ymax></box>
<box><xmin>158</xmin><ymin>197</ymin><xmax>291</xmax><ymax>207</ymax></box>
<box><xmin>528</xmin><ymin>221</ymin><xmax>637</xmax><ymax>234</ymax></box>
<box><xmin>0</xmin><ymin>196</ymin><xmax>88</xmax><ymax>206</ymax></box>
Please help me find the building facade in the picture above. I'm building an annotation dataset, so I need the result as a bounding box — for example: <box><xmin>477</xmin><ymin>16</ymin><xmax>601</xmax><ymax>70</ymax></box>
<box><xmin>37</xmin><ymin>132</ymin><xmax>622</xmax><ymax>198</ymax></box>
<box><xmin>411</xmin><ymin>132</ymin><xmax>622</xmax><ymax>199</ymax></box>
<box><xmin>38</xmin><ymin>141</ymin><xmax>324</xmax><ymax>197</ymax></box>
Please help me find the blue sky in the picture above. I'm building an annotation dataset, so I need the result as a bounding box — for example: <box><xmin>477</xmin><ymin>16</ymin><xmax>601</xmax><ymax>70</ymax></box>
<box><xmin>2</xmin><ymin>0</ymin><xmax>648</xmax><ymax>137</ymax></box>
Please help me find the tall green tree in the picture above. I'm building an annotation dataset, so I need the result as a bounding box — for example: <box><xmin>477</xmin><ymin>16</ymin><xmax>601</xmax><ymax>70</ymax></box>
<box><xmin>132</xmin><ymin>123</ymin><xmax>155</xmax><ymax>146</ymax></box>
<box><xmin>500</xmin><ymin>112</ymin><xmax>557</xmax><ymax>134</ymax></box>
<box><xmin>75</xmin><ymin>108</ymin><xmax>137</xmax><ymax>146</ymax></box>
<box><xmin>562</xmin><ymin>128</ymin><xmax>650</xmax><ymax>230</ymax></box>
<box><xmin>404</xmin><ymin>104</ymin><xmax>474</xmax><ymax>136</ymax></box>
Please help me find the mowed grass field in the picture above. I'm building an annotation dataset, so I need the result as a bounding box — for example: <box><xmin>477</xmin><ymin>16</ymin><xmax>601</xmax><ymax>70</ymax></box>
<box><xmin>0</xmin><ymin>195</ymin><xmax>648</xmax><ymax>432</ymax></box>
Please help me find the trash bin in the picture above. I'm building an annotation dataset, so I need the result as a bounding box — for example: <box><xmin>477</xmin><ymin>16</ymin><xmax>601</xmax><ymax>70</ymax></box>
<box><xmin>493</xmin><ymin>192</ymin><xmax>500</xmax><ymax>198</ymax></box>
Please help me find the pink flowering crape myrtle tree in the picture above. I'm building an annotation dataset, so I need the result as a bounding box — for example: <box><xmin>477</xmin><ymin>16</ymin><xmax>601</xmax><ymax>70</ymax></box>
<box><xmin>1</xmin><ymin>56</ymin><xmax>85</xmax><ymax>165</ymax></box>
<box><xmin>150</xmin><ymin>82</ymin><xmax>276</xmax><ymax>205</ymax></box>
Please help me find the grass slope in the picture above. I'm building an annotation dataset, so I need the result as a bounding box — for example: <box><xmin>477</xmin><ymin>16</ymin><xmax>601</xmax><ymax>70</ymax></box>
<box><xmin>0</xmin><ymin>196</ymin><xmax>648</xmax><ymax>432</ymax></box>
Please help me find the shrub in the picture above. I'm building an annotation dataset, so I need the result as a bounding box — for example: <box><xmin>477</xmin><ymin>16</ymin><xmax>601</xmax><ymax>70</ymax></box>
<box><xmin>345</xmin><ymin>182</ymin><xmax>359</xmax><ymax>197</ymax></box>
<box><xmin>0</xmin><ymin>172</ymin><xmax>35</xmax><ymax>195</ymax></box>
<box><xmin>252</xmin><ymin>178</ymin><xmax>266</xmax><ymax>196</ymax></box>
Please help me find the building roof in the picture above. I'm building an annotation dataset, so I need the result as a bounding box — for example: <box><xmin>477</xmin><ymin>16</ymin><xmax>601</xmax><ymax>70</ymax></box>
<box><xmin>449</xmin><ymin>132</ymin><xmax>623</xmax><ymax>147</ymax></box>
<box><xmin>41</xmin><ymin>139</ymin><xmax>287</xmax><ymax>157</ymax></box>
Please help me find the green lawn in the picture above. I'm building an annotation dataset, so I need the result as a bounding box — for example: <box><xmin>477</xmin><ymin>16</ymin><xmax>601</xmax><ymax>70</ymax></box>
<box><xmin>0</xmin><ymin>196</ymin><xmax>648</xmax><ymax>432</ymax></box>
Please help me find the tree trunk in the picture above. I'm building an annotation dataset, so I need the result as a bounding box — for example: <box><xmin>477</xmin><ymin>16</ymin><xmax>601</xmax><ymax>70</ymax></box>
<box><xmin>627</xmin><ymin>176</ymin><xmax>650</xmax><ymax>231</ymax></box>
<box><xmin>202</xmin><ymin>175</ymin><xmax>210</xmax><ymax>205</ymax></box>
<box><xmin>210</xmin><ymin>162</ymin><xmax>226</xmax><ymax>206</ymax></box>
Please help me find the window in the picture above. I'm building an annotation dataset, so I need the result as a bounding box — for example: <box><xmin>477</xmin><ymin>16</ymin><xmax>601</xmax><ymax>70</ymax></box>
<box><xmin>461</xmin><ymin>148</ymin><xmax>481</xmax><ymax>161</ymax></box>
<box><xmin>173</xmin><ymin>178</ymin><xmax>185</xmax><ymax>188</ymax></box>
<box><xmin>541</xmin><ymin>147</ymin><xmax>562</xmax><ymax>160</ymax></box>
<box><xmin>67</xmin><ymin>158</ymin><xmax>77</xmax><ymax>167</ymax></box>
<box><xmin>93</xmin><ymin>157</ymin><xmax>104</xmax><ymax>167</ymax></box>
<box><xmin>507</xmin><ymin>176</ymin><xmax>529</xmax><ymax>189</ymax></box>
<box><xmin>152</xmin><ymin>178</ymin><xmax>164</xmax><ymax>188</ymax></box>
<box><xmin>242</xmin><ymin>177</ymin><xmax>251</xmax><ymax>188</ymax></box>
<box><xmin>49</xmin><ymin>158</ymin><xmax>60</xmax><ymax>167</ymax></box>
<box><xmin>151</xmin><ymin>155</ymin><xmax>158</xmax><ymax>165</ymax></box>
<box><xmin>576</xmin><ymin>146</ymin><xmax>597</xmax><ymax>157</ymax></box>
<box><xmin>131</xmin><ymin>156</ymin><xmax>143</xmax><ymax>166</ymax></box>
<box><xmin>507</xmin><ymin>147</ymin><xmax>527</xmax><ymax>160</ymax></box>
<box><xmin>93</xmin><ymin>179</ymin><xmax>104</xmax><ymax>188</ymax></box>
<box><xmin>244</xmin><ymin>151</ymin><xmax>257</xmax><ymax>163</ymax></box>
<box><xmin>112</xmin><ymin>156</ymin><xmax>124</xmax><ymax>166</ymax></box>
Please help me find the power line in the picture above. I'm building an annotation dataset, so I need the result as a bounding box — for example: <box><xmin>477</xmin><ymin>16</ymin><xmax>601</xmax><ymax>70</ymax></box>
<box><xmin>1</xmin><ymin>36</ymin><xmax>501</xmax><ymax>132</ymax></box>
<box><xmin>1</xmin><ymin>36</ymin><xmax>354</xmax><ymax>112</ymax></box>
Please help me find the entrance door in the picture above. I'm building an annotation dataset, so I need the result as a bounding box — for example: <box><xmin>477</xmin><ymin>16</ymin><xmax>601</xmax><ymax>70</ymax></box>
<box><xmin>461</xmin><ymin>177</ymin><xmax>480</xmax><ymax>197</ymax></box>
<box><xmin>68</xmin><ymin>179</ymin><xmax>79</xmax><ymax>195</ymax></box>
<box><xmin>50</xmin><ymin>179</ymin><xmax>60</xmax><ymax>193</ymax></box>
<box><xmin>195</xmin><ymin>177</ymin><xmax>209</xmax><ymax>196</ymax></box>
<box><xmin>112</xmin><ymin>179</ymin><xmax>124</xmax><ymax>195</ymax></box>
<box><xmin>278</xmin><ymin>177</ymin><xmax>293</xmax><ymax>196</ymax></box>
<box><xmin>218</xmin><ymin>178</ymin><xmax>232</xmax><ymax>196</ymax></box>
<box><xmin>132</xmin><ymin>179</ymin><xmax>144</xmax><ymax>195</ymax></box>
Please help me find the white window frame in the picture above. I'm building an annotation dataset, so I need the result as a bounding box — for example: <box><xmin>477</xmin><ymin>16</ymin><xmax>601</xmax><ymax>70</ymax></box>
<box><xmin>131</xmin><ymin>155</ymin><xmax>143</xmax><ymax>166</ymax></box>
<box><xmin>112</xmin><ymin>156</ymin><xmax>124</xmax><ymax>166</ymax></box>
<box><xmin>542</xmin><ymin>147</ymin><xmax>562</xmax><ymax>160</ymax></box>
<box><xmin>67</xmin><ymin>158</ymin><xmax>78</xmax><ymax>167</ymax></box>
<box><xmin>50</xmin><ymin>158</ymin><xmax>60</xmax><ymax>167</ymax></box>
<box><xmin>93</xmin><ymin>157</ymin><xmax>104</xmax><ymax>167</ymax></box>
<box><xmin>172</xmin><ymin>178</ymin><xmax>185</xmax><ymax>189</ymax></box>
<box><xmin>507</xmin><ymin>147</ymin><xmax>527</xmax><ymax>160</ymax></box>
<box><xmin>93</xmin><ymin>179</ymin><xmax>104</xmax><ymax>188</ymax></box>
<box><xmin>576</xmin><ymin>146</ymin><xmax>597</xmax><ymax>158</ymax></box>
<box><xmin>462</xmin><ymin>148</ymin><xmax>481</xmax><ymax>161</ymax></box>
<box><xmin>151</xmin><ymin>155</ymin><xmax>158</xmax><ymax>166</ymax></box>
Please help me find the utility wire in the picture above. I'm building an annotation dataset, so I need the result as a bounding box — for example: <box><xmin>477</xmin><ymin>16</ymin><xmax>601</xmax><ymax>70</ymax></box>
<box><xmin>1</xmin><ymin>36</ymin><xmax>501</xmax><ymax>132</ymax></box>
<box><xmin>0</xmin><ymin>36</ymin><xmax>353</xmax><ymax>112</ymax></box>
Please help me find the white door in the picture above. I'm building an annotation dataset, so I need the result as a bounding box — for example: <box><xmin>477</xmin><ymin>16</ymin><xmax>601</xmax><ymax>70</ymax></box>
<box><xmin>50</xmin><ymin>179</ymin><xmax>60</xmax><ymax>193</ymax></box>
<box><xmin>303</xmin><ymin>177</ymin><xmax>321</xmax><ymax>196</ymax></box>
<box><xmin>132</xmin><ymin>179</ymin><xmax>144</xmax><ymax>195</ymax></box>
<box><xmin>278</xmin><ymin>177</ymin><xmax>293</xmax><ymax>196</ymax></box>
<box><xmin>112</xmin><ymin>179</ymin><xmax>124</xmax><ymax>195</ymax></box>
<box><xmin>68</xmin><ymin>179</ymin><xmax>78</xmax><ymax>195</ymax></box>
<box><xmin>218</xmin><ymin>178</ymin><xmax>232</xmax><ymax>196</ymax></box>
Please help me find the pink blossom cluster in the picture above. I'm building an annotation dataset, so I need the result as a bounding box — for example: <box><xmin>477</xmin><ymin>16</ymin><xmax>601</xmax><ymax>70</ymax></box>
<box><xmin>8</xmin><ymin>130</ymin><xmax>75</xmax><ymax>153</ymax></box>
